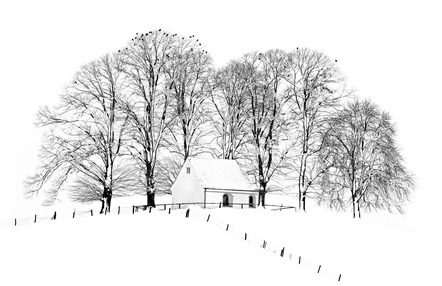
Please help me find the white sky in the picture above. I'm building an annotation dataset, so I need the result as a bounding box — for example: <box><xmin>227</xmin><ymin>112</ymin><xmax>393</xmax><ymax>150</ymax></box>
<box><xmin>0</xmin><ymin>0</ymin><xmax>440</xmax><ymax>225</ymax></box>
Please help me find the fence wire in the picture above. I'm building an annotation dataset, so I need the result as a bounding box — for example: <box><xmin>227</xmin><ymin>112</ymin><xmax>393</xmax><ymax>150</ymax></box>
<box><xmin>184</xmin><ymin>207</ymin><xmax>343</xmax><ymax>282</ymax></box>
<box><xmin>0</xmin><ymin>202</ymin><xmax>342</xmax><ymax>282</ymax></box>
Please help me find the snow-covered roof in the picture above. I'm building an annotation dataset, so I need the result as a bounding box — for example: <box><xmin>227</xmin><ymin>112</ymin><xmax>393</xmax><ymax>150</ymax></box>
<box><xmin>189</xmin><ymin>158</ymin><xmax>256</xmax><ymax>191</ymax></box>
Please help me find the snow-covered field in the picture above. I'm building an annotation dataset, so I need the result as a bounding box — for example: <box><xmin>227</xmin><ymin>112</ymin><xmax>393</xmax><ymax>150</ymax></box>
<box><xmin>1</xmin><ymin>205</ymin><xmax>333</xmax><ymax>285</ymax></box>
<box><xmin>1</xmin><ymin>194</ymin><xmax>440</xmax><ymax>285</ymax></box>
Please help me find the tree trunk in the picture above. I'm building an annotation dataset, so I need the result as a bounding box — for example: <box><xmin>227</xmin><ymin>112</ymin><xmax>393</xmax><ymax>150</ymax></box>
<box><xmin>298</xmin><ymin>184</ymin><xmax>302</xmax><ymax>211</ymax></box>
<box><xmin>106</xmin><ymin>194</ymin><xmax>112</xmax><ymax>213</ymax></box>
<box><xmin>258</xmin><ymin>182</ymin><xmax>266</xmax><ymax>208</ymax></box>
<box><xmin>182</xmin><ymin>120</ymin><xmax>189</xmax><ymax>162</ymax></box>
<box><xmin>145</xmin><ymin>162</ymin><xmax>156</xmax><ymax>208</ymax></box>
<box><xmin>298</xmin><ymin>153</ymin><xmax>307</xmax><ymax>211</ymax></box>
<box><xmin>100</xmin><ymin>186</ymin><xmax>112</xmax><ymax>214</ymax></box>
<box><xmin>258</xmin><ymin>191</ymin><xmax>266</xmax><ymax>207</ymax></box>
<box><xmin>100</xmin><ymin>199</ymin><xmax>105</xmax><ymax>214</ymax></box>
<box><xmin>147</xmin><ymin>190</ymin><xmax>156</xmax><ymax>208</ymax></box>
<box><xmin>301</xmin><ymin>191</ymin><xmax>307</xmax><ymax>211</ymax></box>
<box><xmin>352</xmin><ymin>194</ymin><xmax>356</xmax><ymax>219</ymax></box>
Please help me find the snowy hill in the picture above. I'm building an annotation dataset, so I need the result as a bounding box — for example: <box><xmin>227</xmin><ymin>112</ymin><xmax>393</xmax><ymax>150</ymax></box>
<box><xmin>1</xmin><ymin>195</ymin><xmax>440</xmax><ymax>285</ymax></box>
<box><xmin>1</xmin><ymin>206</ymin><xmax>335</xmax><ymax>286</ymax></box>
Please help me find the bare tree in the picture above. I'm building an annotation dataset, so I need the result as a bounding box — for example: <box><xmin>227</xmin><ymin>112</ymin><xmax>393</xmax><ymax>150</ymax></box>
<box><xmin>319</xmin><ymin>99</ymin><xmax>414</xmax><ymax>218</ymax></box>
<box><xmin>119</xmin><ymin>30</ymin><xmax>176</xmax><ymax>207</ymax></box>
<box><xmin>209</xmin><ymin>60</ymin><xmax>250</xmax><ymax>159</ymax></box>
<box><xmin>241</xmin><ymin>50</ymin><xmax>291</xmax><ymax>206</ymax></box>
<box><xmin>154</xmin><ymin>156</ymin><xmax>183</xmax><ymax>194</ymax></box>
<box><xmin>69</xmin><ymin>163</ymin><xmax>141</xmax><ymax>204</ymax></box>
<box><xmin>284</xmin><ymin>47</ymin><xmax>349</xmax><ymax>211</ymax></box>
<box><xmin>25</xmin><ymin>54</ymin><xmax>131</xmax><ymax>212</ymax></box>
<box><xmin>164</xmin><ymin>35</ymin><xmax>213</xmax><ymax>162</ymax></box>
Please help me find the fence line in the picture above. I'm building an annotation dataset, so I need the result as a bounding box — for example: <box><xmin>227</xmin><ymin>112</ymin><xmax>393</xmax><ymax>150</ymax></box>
<box><xmin>0</xmin><ymin>201</ymin><xmax>294</xmax><ymax>228</ymax></box>
<box><xmin>0</xmin><ymin>201</ymin><xmax>341</xmax><ymax>282</ymax></box>
<box><xmin>178</xmin><ymin>206</ymin><xmax>342</xmax><ymax>282</ymax></box>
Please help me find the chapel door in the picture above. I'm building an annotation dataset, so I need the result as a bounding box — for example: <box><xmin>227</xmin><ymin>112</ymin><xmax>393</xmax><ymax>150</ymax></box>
<box><xmin>249</xmin><ymin>195</ymin><xmax>254</xmax><ymax>208</ymax></box>
<box><xmin>223</xmin><ymin>194</ymin><xmax>229</xmax><ymax>207</ymax></box>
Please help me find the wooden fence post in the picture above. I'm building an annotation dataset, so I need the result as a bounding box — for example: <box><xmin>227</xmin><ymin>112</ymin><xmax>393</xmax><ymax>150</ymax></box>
<box><xmin>179</xmin><ymin>204</ymin><xmax>181</xmax><ymax>209</ymax></box>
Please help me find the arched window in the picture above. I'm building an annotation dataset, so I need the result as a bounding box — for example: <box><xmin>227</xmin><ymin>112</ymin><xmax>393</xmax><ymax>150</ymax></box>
<box><xmin>223</xmin><ymin>194</ymin><xmax>230</xmax><ymax>207</ymax></box>
<box><xmin>249</xmin><ymin>195</ymin><xmax>255</xmax><ymax>208</ymax></box>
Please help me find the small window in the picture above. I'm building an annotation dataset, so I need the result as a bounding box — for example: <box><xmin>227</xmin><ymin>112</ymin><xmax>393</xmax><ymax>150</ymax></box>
<box><xmin>186</xmin><ymin>167</ymin><xmax>190</xmax><ymax>174</ymax></box>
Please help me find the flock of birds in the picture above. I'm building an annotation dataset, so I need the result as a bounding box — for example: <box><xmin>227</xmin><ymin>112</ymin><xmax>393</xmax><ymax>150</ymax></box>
<box><xmin>114</xmin><ymin>29</ymin><xmax>338</xmax><ymax>62</ymax></box>
<box><xmin>116</xmin><ymin>29</ymin><xmax>207</xmax><ymax>55</ymax></box>
<box><xmin>73</xmin><ymin>29</ymin><xmax>338</xmax><ymax>85</ymax></box>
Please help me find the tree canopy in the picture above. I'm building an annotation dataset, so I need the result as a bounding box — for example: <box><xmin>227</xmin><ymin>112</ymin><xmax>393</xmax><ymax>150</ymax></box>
<box><xmin>25</xmin><ymin>29</ymin><xmax>414</xmax><ymax>216</ymax></box>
